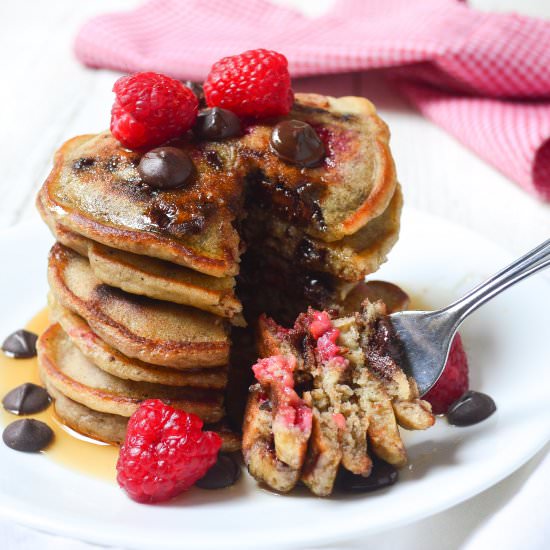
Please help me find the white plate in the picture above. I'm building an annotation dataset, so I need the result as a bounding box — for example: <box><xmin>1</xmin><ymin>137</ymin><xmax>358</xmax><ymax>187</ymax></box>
<box><xmin>0</xmin><ymin>210</ymin><xmax>549</xmax><ymax>550</ymax></box>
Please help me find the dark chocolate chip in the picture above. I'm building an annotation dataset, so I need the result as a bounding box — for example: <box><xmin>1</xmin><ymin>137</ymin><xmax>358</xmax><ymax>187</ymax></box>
<box><xmin>338</xmin><ymin>460</ymin><xmax>398</xmax><ymax>493</ymax></box>
<box><xmin>138</xmin><ymin>147</ymin><xmax>194</xmax><ymax>189</ymax></box>
<box><xmin>2</xmin><ymin>329</ymin><xmax>38</xmax><ymax>358</ymax></box>
<box><xmin>196</xmin><ymin>454</ymin><xmax>241</xmax><ymax>489</ymax></box>
<box><xmin>447</xmin><ymin>390</ymin><xmax>496</xmax><ymax>426</ymax></box>
<box><xmin>270</xmin><ymin>120</ymin><xmax>325</xmax><ymax>167</ymax></box>
<box><xmin>3</xmin><ymin>419</ymin><xmax>53</xmax><ymax>452</ymax></box>
<box><xmin>184</xmin><ymin>81</ymin><xmax>205</xmax><ymax>106</ymax></box>
<box><xmin>194</xmin><ymin>108</ymin><xmax>241</xmax><ymax>141</ymax></box>
<box><xmin>3</xmin><ymin>383</ymin><xmax>51</xmax><ymax>415</ymax></box>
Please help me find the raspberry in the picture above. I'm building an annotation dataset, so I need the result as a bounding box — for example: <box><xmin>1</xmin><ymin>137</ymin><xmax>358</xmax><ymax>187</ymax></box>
<box><xmin>116</xmin><ymin>399</ymin><xmax>221</xmax><ymax>503</ymax></box>
<box><xmin>423</xmin><ymin>334</ymin><xmax>469</xmax><ymax>415</ymax></box>
<box><xmin>204</xmin><ymin>49</ymin><xmax>294</xmax><ymax>119</ymax></box>
<box><xmin>309</xmin><ymin>310</ymin><xmax>332</xmax><ymax>339</ymax></box>
<box><xmin>111</xmin><ymin>72</ymin><xmax>198</xmax><ymax>149</ymax></box>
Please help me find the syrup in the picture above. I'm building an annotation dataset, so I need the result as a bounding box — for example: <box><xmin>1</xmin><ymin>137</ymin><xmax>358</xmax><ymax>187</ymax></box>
<box><xmin>0</xmin><ymin>308</ymin><xmax>118</xmax><ymax>482</ymax></box>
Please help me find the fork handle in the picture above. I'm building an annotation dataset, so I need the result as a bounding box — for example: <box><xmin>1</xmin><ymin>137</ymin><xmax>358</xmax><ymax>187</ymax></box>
<box><xmin>446</xmin><ymin>239</ymin><xmax>550</xmax><ymax>327</ymax></box>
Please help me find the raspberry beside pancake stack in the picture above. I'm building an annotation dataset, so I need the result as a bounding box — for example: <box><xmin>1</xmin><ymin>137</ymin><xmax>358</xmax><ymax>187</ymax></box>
<box><xmin>36</xmin><ymin>93</ymin><xmax>401</xmax><ymax>451</ymax></box>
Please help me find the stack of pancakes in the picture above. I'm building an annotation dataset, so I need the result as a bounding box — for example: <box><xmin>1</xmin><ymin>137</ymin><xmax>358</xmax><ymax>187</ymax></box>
<box><xmin>36</xmin><ymin>92</ymin><xmax>401</xmax><ymax>447</ymax></box>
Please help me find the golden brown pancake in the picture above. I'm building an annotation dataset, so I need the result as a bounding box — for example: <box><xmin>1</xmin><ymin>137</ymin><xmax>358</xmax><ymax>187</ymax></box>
<box><xmin>47</xmin><ymin>243</ymin><xmax>230</xmax><ymax>369</ymax></box>
<box><xmin>47</xmin><ymin>383</ymin><xmax>240</xmax><ymax>451</ymax></box>
<box><xmin>38</xmin><ymin>323</ymin><xmax>224</xmax><ymax>422</ymax></box>
<box><xmin>38</xmin><ymin>197</ymin><xmax>243</xmax><ymax>321</ymax></box>
<box><xmin>87</xmin><ymin>242</ymin><xmax>244</xmax><ymax>323</ymax></box>
<box><xmin>37</xmin><ymin>94</ymin><xmax>397</xmax><ymax>279</ymax></box>
<box><xmin>49</xmin><ymin>298</ymin><xmax>228</xmax><ymax>388</ymax></box>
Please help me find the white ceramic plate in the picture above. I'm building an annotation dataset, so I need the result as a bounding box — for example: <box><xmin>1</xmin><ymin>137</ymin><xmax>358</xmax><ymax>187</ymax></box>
<box><xmin>0</xmin><ymin>210</ymin><xmax>549</xmax><ymax>550</ymax></box>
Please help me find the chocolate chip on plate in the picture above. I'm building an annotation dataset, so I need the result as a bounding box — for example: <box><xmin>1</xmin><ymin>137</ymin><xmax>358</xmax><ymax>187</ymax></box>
<box><xmin>196</xmin><ymin>454</ymin><xmax>241</xmax><ymax>489</ymax></box>
<box><xmin>184</xmin><ymin>81</ymin><xmax>205</xmax><ymax>106</ymax></box>
<box><xmin>1</xmin><ymin>329</ymin><xmax>38</xmax><ymax>358</ymax></box>
<box><xmin>2</xmin><ymin>383</ymin><xmax>51</xmax><ymax>415</ymax></box>
<box><xmin>447</xmin><ymin>390</ymin><xmax>496</xmax><ymax>426</ymax></box>
<box><xmin>270</xmin><ymin>120</ymin><xmax>325</xmax><ymax>167</ymax></box>
<box><xmin>194</xmin><ymin>107</ymin><xmax>241</xmax><ymax>141</ymax></box>
<box><xmin>138</xmin><ymin>147</ymin><xmax>194</xmax><ymax>189</ymax></box>
<box><xmin>338</xmin><ymin>459</ymin><xmax>398</xmax><ymax>493</ymax></box>
<box><xmin>2</xmin><ymin>419</ymin><xmax>53</xmax><ymax>452</ymax></box>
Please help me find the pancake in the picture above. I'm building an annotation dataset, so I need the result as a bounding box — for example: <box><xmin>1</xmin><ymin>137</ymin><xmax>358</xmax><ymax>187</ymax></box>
<box><xmin>47</xmin><ymin>384</ymin><xmax>240</xmax><ymax>451</ymax></box>
<box><xmin>87</xmin><ymin>242</ymin><xmax>244</xmax><ymax>323</ymax></box>
<box><xmin>38</xmin><ymin>198</ymin><xmax>243</xmax><ymax>321</ymax></box>
<box><xmin>47</xmin><ymin>243</ymin><xmax>230</xmax><ymax>369</ymax></box>
<box><xmin>37</xmin><ymin>94</ymin><xmax>397</xmax><ymax>279</ymax></box>
<box><xmin>38</xmin><ymin>323</ymin><xmax>224</xmax><ymax>422</ymax></box>
<box><xmin>50</xmin><ymin>298</ymin><xmax>228</xmax><ymax>388</ymax></box>
<box><xmin>247</xmin><ymin>183</ymin><xmax>403</xmax><ymax>281</ymax></box>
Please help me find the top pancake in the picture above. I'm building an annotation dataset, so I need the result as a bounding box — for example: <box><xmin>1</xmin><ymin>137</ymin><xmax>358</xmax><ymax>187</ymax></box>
<box><xmin>38</xmin><ymin>93</ymin><xmax>396</xmax><ymax>277</ymax></box>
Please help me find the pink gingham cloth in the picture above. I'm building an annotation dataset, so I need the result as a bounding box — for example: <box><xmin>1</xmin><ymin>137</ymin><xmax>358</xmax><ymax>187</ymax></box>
<box><xmin>75</xmin><ymin>0</ymin><xmax>550</xmax><ymax>200</ymax></box>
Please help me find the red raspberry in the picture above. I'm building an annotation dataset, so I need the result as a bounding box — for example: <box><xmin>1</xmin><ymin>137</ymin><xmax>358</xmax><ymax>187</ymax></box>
<box><xmin>423</xmin><ymin>334</ymin><xmax>469</xmax><ymax>414</ymax></box>
<box><xmin>116</xmin><ymin>399</ymin><xmax>221</xmax><ymax>503</ymax></box>
<box><xmin>111</xmin><ymin>72</ymin><xmax>198</xmax><ymax>149</ymax></box>
<box><xmin>204</xmin><ymin>49</ymin><xmax>294</xmax><ymax>118</ymax></box>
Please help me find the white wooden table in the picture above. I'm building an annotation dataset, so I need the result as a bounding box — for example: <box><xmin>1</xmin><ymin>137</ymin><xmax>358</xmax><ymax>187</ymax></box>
<box><xmin>1</xmin><ymin>1</ymin><xmax>549</xmax><ymax>548</ymax></box>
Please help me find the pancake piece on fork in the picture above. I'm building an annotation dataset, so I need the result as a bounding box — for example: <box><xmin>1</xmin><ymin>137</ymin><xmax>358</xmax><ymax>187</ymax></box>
<box><xmin>243</xmin><ymin>302</ymin><xmax>434</xmax><ymax>496</ymax></box>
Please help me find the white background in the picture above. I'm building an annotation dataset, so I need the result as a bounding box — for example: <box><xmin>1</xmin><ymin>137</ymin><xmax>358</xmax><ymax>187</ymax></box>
<box><xmin>0</xmin><ymin>1</ymin><xmax>549</xmax><ymax>549</ymax></box>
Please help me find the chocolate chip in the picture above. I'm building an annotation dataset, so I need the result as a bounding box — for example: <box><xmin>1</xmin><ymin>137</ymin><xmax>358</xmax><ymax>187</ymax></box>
<box><xmin>3</xmin><ymin>419</ymin><xmax>53</xmax><ymax>452</ymax></box>
<box><xmin>196</xmin><ymin>454</ymin><xmax>241</xmax><ymax>489</ymax></box>
<box><xmin>337</xmin><ymin>460</ymin><xmax>398</xmax><ymax>493</ymax></box>
<box><xmin>138</xmin><ymin>147</ymin><xmax>194</xmax><ymax>189</ymax></box>
<box><xmin>447</xmin><ymin>391</ymin><xmax>496</xmax><ymax>426</ymax></box>
<box><xmin>270</xmin><ymin>120</ymin><xmax>325</xmax><ymax>167</ymax></box>
<box><xmin>184</xmin><ymin>81</ymin><xmax>205</xmax><ymax>107</ymax></box>
<box><xmin>3</xmin><ymin>383</ymin><xmax>51</xmax><ymax>415</ymax></box>
<box><xmin>194</xmin><ymin>108</ymin><xmax>241</xmax><ymax>141</ymax></box>
<box><xmin>2</xmin><ymin>330</ymin><xmax>38</xmax><ymax>358</ymax></box>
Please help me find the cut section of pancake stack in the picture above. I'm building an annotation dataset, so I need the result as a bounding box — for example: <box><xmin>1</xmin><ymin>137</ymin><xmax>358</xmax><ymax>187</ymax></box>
<box><xmin>36</xmin><ymin>92</ymin><xmax>402</xmax><ymax>450</ymax></box>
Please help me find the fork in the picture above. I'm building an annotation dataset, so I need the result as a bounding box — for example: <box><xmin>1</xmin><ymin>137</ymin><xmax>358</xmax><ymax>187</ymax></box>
<box><xmin>389</xmin><ymin>238</ymin><xmax>550</xmax><ymax>396</ymax></box>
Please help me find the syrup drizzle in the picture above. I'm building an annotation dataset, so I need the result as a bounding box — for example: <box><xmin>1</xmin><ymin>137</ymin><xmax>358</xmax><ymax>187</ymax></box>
<box><xmin>0</xmin><ymin>308</ymin><xmax>118</xmax><ymax>482</ymax></box>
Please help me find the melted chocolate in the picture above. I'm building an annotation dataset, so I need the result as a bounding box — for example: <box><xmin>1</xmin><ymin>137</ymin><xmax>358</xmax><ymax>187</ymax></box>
<box><xmin>204</xmin><ymin>150</ymin><xmax>224</xmax><ymax>171</ymax></box>
<box><xmin>72</xmin><ymin>157</ymin><xmax>95</xmax><ymax>171</ymax></box>
<box><xmin>363</xmin><ymin>317</ymin><xmax>403</xmax><ymax>382</ymax></box>
<box><xmin>246</xmin><ymin>170</ymin><xmax>326</xmax><ymax>231</ymax></box>
<box><xmin>294</xmin><ymin>238</ymin><xmax>327</xmax><ymax>269</ymax></box>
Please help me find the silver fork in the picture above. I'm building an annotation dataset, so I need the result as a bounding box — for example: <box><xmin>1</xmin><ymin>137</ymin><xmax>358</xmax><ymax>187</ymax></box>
<box><xmin>389</xmin><ymin>238</ymin><xmax>550</xmax><ymax>396</ymax></box>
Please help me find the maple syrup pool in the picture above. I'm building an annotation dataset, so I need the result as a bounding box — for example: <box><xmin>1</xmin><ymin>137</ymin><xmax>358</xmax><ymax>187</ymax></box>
<box><xmin>0</xmin><ymin>308</ymin><xmax>118</xmax><ymax>482</ymax></box>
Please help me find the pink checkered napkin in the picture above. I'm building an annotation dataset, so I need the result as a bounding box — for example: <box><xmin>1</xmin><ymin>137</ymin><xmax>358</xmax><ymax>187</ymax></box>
<box><xmin>75</xmin><ymin>0</ymin><xmax>550</xmax><ymax>200</ymax></box>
